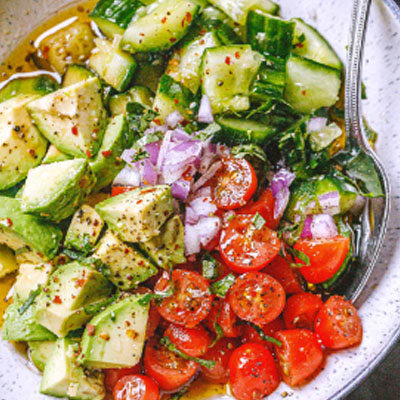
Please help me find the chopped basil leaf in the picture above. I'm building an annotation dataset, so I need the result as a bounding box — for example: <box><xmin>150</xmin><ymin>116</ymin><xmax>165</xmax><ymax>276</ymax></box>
<box><xmin>160</xmin><ymin>337</ymin><xmax>216</xmax><ymax>369</ymax></box>
<box><xmin>195</xmin><ymin>122</ymin><xmax>221</xmax><ymax>141</ymax></box>
<box><xmin>131</xmin><ymin>149</ymin><xmax>149</xmax><ymax>163</ymax></box>
<box><xmin>169</xmin><ymin>387</ymin><xmax>189</xmax><ymax>400</ymax></box>
<box><xmin>84</xmin><ymin>291</ymin><xmax>120</xmax><ymax>315</ymax></box>
<box><xmin>239</xmin><ymin>321</ymin><xmax>282</xmax><ymax>347</ymax></box>
<box><xmin>18</xmin><ymin>286</ymin><xmax>41</xmax><ymax>315</ymax></box>
<box><xmin>210</xmin><ymin>274</ymin><xmax>236</xmax><ymax>298</ymax></box>
<box><xmin>202</xmin><ymin>253</ymin><xmax>219</xmax><ymax>280</ymax></box>
<box><xmin>252</xmin><ymin>212</ymin><xmax>266</xmax><ymax>230</ymax></box>
<box><xmin>126</xmin><ymin>102</ymin><xmax>158</xmax><ymax>135</ymax></box>
<box><xmin>286</xmin><ymin>247</ymin><xmax>311</xmax><ymax>267</ymax></box>
<box><xmin>231</xmin><ymin>144</ymin><xmax>267</xmax><ymax>162</ymax></box>
<box><xmin>139</xmin><ymin>270</ymin><xmax>175</xmax><ymax>306</ymax></box>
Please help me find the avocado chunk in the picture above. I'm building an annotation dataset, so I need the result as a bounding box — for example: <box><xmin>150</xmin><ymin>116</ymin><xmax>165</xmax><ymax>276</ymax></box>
<box><xmin>90</xmin><ymin>114</ymin><xmax>133</xmax><ymax>192</ymax></box>
<box><xmin>0</xmin><ymin>94</ymin><xmax>48</xmax><ymax>190</ymax></box>
<box><xmin>109</xmin><ymin>86</ymin><xmax>154</xmax><ymax>116</ymax></box>
<box><xmin>2</xmin><ymin>301</ymin><xmax>56</xmax><ymax>342</ymax></box>
<box><xmin>42</xmin><ymin>144</ymin><xmax>72</xmax><ymax>164</ymax></box>
<box><xmin>94</xmin><ymin>230</ymin><xmax>158</xmax><ymax>289</ymax></box>
<box><xmin>63</xmin><ymin>64</ymin><xmax>95</xmax><ymax>87</ymax></box>
<box><xmin>35</xmin><ymin>262</ymin><xmax>114</xmax><ymax>337</ymax></box>
<box><xmin>27</xmin><ymin>77</ymin><xmax>107</xmax><ymax>158</ymax></box>
<box><xmin>0</xmin><ymin>244</ymin><xmax>18</xmax><ymax>278</ymax></box>
<box><xmin>21</xmin><ymin>159</ymin><xmax>95</xmax><ymax>222</ymax></box>
<box><xmin>40</xmin><ymin>338</ymin><xmax>105</xmax><ymax>400</ymax></box>
<box><xmin>95</xmin><ymin>185</ymin><xmax>174</xmax><ymax>242</ymax></box>
<box><xmin>80</xmin><ymin>294</ymin><xmax>149</xmax><ymax>369</ymax></box>
<box><xmin>29</xmin><ymin>340</ymin><xmax>56</xmax><ymax>372</ymax></box>
<box><xmin>0</xmin><ymin>197</ymin><xmax>63</xmax><ymax>261</ymax></box>
<box><xmin>13</xmin><ymin>262</ymin><xmax>53</xmax><ymax>302</ymax></box>
<box><xmin>140</xmin><ymin>215</ymin><xmax>186</xmax><ymax>269</ymax></box>
<box><xmin>65</xmin><ymin>205</ymin><xmax>105</xmax><ymax>253</ymax></box>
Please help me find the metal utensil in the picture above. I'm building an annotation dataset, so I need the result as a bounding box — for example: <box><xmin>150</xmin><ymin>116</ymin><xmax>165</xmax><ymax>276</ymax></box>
<box><xmin>344</xmin><ymin>0</ymin><xmax>391</xmax><ymax>302</ymax></box>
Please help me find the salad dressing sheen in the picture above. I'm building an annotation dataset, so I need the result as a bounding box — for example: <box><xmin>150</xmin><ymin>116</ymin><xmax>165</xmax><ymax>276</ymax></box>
<box><xmin>0</xmin><ymin>1</ymin><xmax>229</xmax><ymax>398</ymax></box>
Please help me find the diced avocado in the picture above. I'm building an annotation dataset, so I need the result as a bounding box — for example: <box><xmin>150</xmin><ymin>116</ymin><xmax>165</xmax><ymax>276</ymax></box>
<box><xmin>0</xmin><ymin>197</ymin><xmax>63</xmax><ymax>261</ymax></box>
<box><xmin>35</xmin><ymin>262</ymin><xmax>114</xmax><ymax>337</ymax></box>
<box><xmin>65</xmin><ymin>205</ymin><xmax>105</xmax><ymax>252</ymax></box>
<box><xmin>0</xmin><ymin>244</ymin><xmax>18</xmax><ymax>278</ymax></box>
<box><xmin>62</xmin><ymin>64</ymin><xmax>95</xmax><ymax>87</ymax></box>
<box><xmin>94</xmin><ymin>230</ymin><xmax>158</xmax><ymax>289</ymax></box>
<box><xmin>0</xmin><ymin>94</ymin><xmax>48</xmax><ymax>190</ymax></box>
<box><xmin>13</xmin><ymin>262</ymin><xmax>53</xmax><ymax>302</ymax></box>
<box><xmin>109</xmin><ymin>86</ymin><xmax>154</xmax><ymax>116</ymax></box>
<box><xmin>40</xmin><ymin>338</ymin><xmax>105</xmax><ymax>400</ymax></box>
<box><xmin>27</xmin><ymin>77</ymin><xmax>107</xmax><ymax>158</ymax></box>
<box><xmin>140</xmin><ymin>215</ymin><xmax>185</xmax><ymax>269</ymax></box>
<box><xmin>2</xmin><ymin>302</ymin><xmax>56</xmax><ymax>342</ymax></box>
<box><xmin>29</xmin><ymin>340</ymin><xmax>56</xmax><ymax>372</ymax></box>
<box><xmin>21</xmin><ymin>159</ymin><xmax>95</xmax><ymax>222</ymax></box>
<box><xmin>80</xmin><ymin>294</ymin><xmax>149</xmax><ymax>368</ymax></box>
<box><xmin>96</xmin><ymin>185</ymin><xmax>174</xmax><ymax>242</ymax></box>
<box><xmin>42</xmin><ymin>144</ymin><xmax>73</xmax><ymax>164</ymax></box>
<box><xmin>90</xmin><ymin>115</ymin><xmax>133</xmax><ymax>192</ymax></box>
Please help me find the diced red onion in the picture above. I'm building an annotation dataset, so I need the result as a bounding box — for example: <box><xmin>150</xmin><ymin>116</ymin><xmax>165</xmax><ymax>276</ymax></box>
<box><xmin>166</xmin><ymin>111</ymin><xmax>184</xmax><ymax>129</ymax></box>
<box><xmin>270</xmin><ymin>169</ymin><xmax>296</xmax><ymax>219</ymax></box>
<box><xmin>141</xmin><ymin>159</ymin><xmax>158</xmax><ymax>186</ymax></box>
<box><xmin>156</xmin><ymin>130</ymin><xmax>173</xmax><ymax>171</ymax></box>
<box><xmin>318</xmin><ymin>191</ymin><xmax>341</xmax><ymax>215</ymax></box>
<box><xmin>199</xmin><ymin>139</ymin><xmax>217</xmax><ymax>174</ymax></box>
<box><xmin>198</xmin><ymin>95</ymin><xmax>214</xmax><ymax>124</ymax></box>
<box><xmin>184</xmin><ymin>216</ymin><xmax>221</xmax><ymax>255</ymax></box>
<box><xmin>172</xmin><ymin>128</ymin><xmax>192</xmax><ymax>142</ymax></box>
<box><xmin>192</xmin><ymin>161</ymin><xmax>222</xmax><ymax>192</ymax></box>
<box><xmin>113</xmin><ymin>164</ymin><xmax>141</xmax><ymax>187</ymax></box>
<box><xmin>307</xmin><ymin>117</ymin><xmax>328</xmax><ymax>133</ymax></box>
<box><xmin>121</xmin><ymin>148</ymin><xmax>137</xmax><ymax>164</ymax></box>
<box><xmin>171</xmin><ymin>179</ymin><xmax>191</xmax><ymax>201</ymax></box>
<box><xmin>301</xmin><ymin>216</ymin><xmax>313</xmax><ymax>239</ymax></box>
<box><xmin>145</xmin><ymin>142</ymin><xmax>161</xmax><ymax>165</ymax></box>
<box><xmin>185</xmin><ymin>195</ymin><xmax>217</xmax><ymax>224</ymax></box>
<box><xmin>144</xmin><ymin>124</ymin><xmax>169</xmax><ymax>135</ymax></box>
<box><xmin>311</xmin><ymin>214</ymin><xmax>338</xmax><ymax>239</ymax></box>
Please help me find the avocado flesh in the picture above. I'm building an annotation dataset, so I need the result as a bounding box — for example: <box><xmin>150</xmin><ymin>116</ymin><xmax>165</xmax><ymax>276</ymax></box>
<box><xmin>95</xmin><ymin>185</ymin><xmax>174</xmax><ymax>243</ymax></box>
<box><xmin>27</xmin><ymin>77</ymin><xmax>107</xmax><ymax>158</ymax></box>
<box><xmin>80</xmin><ymin>294</ymin><xmax>149</xmax><ymax>369</ymax></box>
<box><xmin>21</xmin><ymin>159</ymin><xmax>96</xmax><ymax>222</ymax></box>
<box><xmin>29</xmin><ymin>340</ymin><xmax>56</xmax><ymax>372</ymax></box>
<box><xmin>94</xmin><ymin>230</ymin><xmax>158</xmax><ymax>290</ymax></box>
<box><xmin>34</xmin><ymin>262</ymin><xmax>114</xmax><ymax>337</ymax></box>
<box><xmin>42</xmin><ymin>144</ymin><xmax>72</xmax><ymax>164</ymax></box>
<box><xmin>40</xmin><ymin>338</ymin><xmax>105</xmax><ymax>400</ymax></box>
<box><xmin>0</xmin><ymin>244</ymin><xmax>18</xmax><ymax>278</ymax></box>
<box><xmin>0</xmin><ymin>94</ymin><xmax>48</xmax><ymax>190</ymax></box>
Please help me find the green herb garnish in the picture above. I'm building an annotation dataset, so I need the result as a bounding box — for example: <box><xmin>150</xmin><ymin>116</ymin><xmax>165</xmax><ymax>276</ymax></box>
<box><xmin>18</xmin><ymin>286</ymin><xmax>41</xmax><ymax>315</ymax></box>
<box><xmin>210</xmin><ymin>274</ymin><xmax>236</xmax><ymax>298</ymax></box>
<box><xmin>252</xmin><ymin>212</ymin><xmax>266</xmax><ymax>230</ymax></box>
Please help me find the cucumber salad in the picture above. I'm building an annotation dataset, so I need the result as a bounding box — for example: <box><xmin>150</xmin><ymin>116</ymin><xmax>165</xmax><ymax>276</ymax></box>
<box><xmin>0</xmin><ymin>0</ymin><xmax>383</xmax><ymax>399</ymax></box>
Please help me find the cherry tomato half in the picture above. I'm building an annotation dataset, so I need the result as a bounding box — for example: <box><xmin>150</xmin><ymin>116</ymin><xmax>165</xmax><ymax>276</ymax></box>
<box><xmin>155</xmin><ymin>270</ymin><xmax>213</xmax><ymax>328</ymax></box>
<box><xmin>111</xmin><ymin>186</ymin><xmax>137</xmax><ymax>197</ymax></box>
<box><xmin>113</xmin><ymin>375</ymin><xmax>159</xmax><ymax>400</ymax></box>
<box><xmin>274</xmin><ymin>329</ymin><xmax>324</xmax><ymax>387</ymax></box>
<box><xmin>294</xmin><ymin>236</ymin><xmax>350</xmax><ymax>284</ymax></box>
<box><xmin>146</xmin><ymin>306</ymin><xmax>161</xmax><ymax>340</ymax></box>
<box><xmin>314</xmin><ymin>295</ymin><xmax>363</xmax><ymax>349</ymax></box>
<box><xmin>165</xmin><ymin>323</ymin><xmax>211</xmax><ymax>357</ymax></box>
<box><xmin>144</xmin><ymin>338</ymin><xmax>198</xmax><ymax>392</ymax></box>
<box><xmin>229</xmin><ymin>343</ymin><xmax>280</xmax><ymax>400</ymax></box>
<box><xmin>229</xmin><ymin>272</ymin><xmax>286</xmax><ymax>326</ymax></box>
<box><xmin>237</xmin><ymin>188</ymin><xmax>280</xmax><ymax>229</ymax></box>
<box><xmin>200</xmin><ymin>338</ymin><xmax>239</xmax><ymax>384</ymax></box>
<box><xmin>220</xmin><ymin>215</ymin><xmax>281</xmax><ymax>273</ymax></box>
<box><xmin>283</xmin><ymin>293</ymin><xmax>324</xmax><ymax>330</ymax></box>
<box><xmin>105</xmin><ymin>365</ymin><xmax>142</xmax><ymax>393</ymax></box>
<box><xmin>208</xmin><ymin>157</ymin><xmax>257</xmax><ymax>210</ymax></box>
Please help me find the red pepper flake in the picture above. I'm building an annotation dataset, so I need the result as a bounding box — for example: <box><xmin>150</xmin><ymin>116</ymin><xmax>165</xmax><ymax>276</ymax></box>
<box><xmin>86</xmin><ymin>149</ymin><xmax>92</xmax><ymax>158</ymax></box>
<box><xmin>170</xmin><ymin>37</ymin><xmax>177</xmax><ymax>43</ymax></box>
<box><xmin>235</xmin><ymin>52</ymin><xmax>241</xmax><ymax>59</ymax></box>
<box><xmin>294</xmin><ymin>42</ymin><xmax>304</xmax><ymax>48</ymax></box>
<box><xmin>53</xmin><ymin>295</ymin><xmax>62</xmax><ymax>304</ymax></box>
<box><xmin>75</xmin><ymin>279</ymin><xmax>85</xmax><ymax>288</ymax></box>
<box><xmin>102</xmin><ymin>150</ymin><xmax>112</xmax><ymax>158</ymax></box>
<box><xmin>72</xmin><ymin>126</ymin><xmax>78</xmax><ymax>136</ymax></box>
<box><xmin>136</xmin><ymin>199</ymin><xmax>143</xmax><ymax>205</ymax></box>
<box><xmin>225</xmin><ymin>56</ymin><xmax>232</xmax><ymax>65</ymax></box>
<box><xmin>141</xmin><ymin>188</ymin><xmax>156</xmax><ymax>194</ymax></box>
<box><xmin>302</xmin><ymin>90</ymin><xmax>307</xmax><ymax>96</ymax></box>
<box><xmin>186</xmin><ymin>12</ymin><xmax>192</xmax><ymax>23</ymax></box>
<box><xmin>161</xmin><ymin>17</ymin><xmax>167</xmax><ymax>23</ymax></box>
<box><xmin>42</xmin><ymin>46</ymin><xmax>50</xmax><ymax>60</ymax></box>
<box><xmin>93</xmin><ymin>128</ymin><xmax>100</xmax><ymax>134</ymax></box>
<box><xmin>5</xmin><ymin>218</ymin><xmax>13</xmax><ymax>227</ymax></box>
<box><xmin>153</xmin><ymin>118</ymin><xmax>162</xmax><ymax>126</ymax></box>
<box><xmin>124</xmin><ymin>248</ymin><xmax>130</xmax><ymax>254</ymax></box>
<box><xmin>174</xmin><ymin>98</ymin><xmax>179</xmax><ymax>104</ymax></box>
<box><xmin>87</xmin><ymin>324</ymin><xmax>95</xmax><ymax>336</ymax></box>
<box><xmin>200</xmin><ymin>29</ymin><xmax>207</xmax><ymax>35</ymax></box>
<box><xmin>28</xmin><ymin>149</ymin><xmax>36</xmax><ymax>157</ymax></box>
<box><xmin>139</xmin><ymin>32</ymin><xmax>145</xmax><ymax>37</ymax></box>
<box><xmin>138</xmin><ymin>260</ymin><xmax>144</xmax><ymax>266</ymax></box>
<box><xmin>200</xmin><ymin>39</ymin><xmax>205</xmax><ymax>45</ymax></box>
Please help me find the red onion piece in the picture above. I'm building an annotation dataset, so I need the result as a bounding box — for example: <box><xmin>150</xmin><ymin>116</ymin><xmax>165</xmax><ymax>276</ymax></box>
<box><xmin>184</xmin><ymin>216</ymin><xmax>221</xmax><ymax>255</ymax></box>
<box><xmin>145</xmin><ymin>142</ymin><xmax>161</xmax><ymax>165</ymax></box>
<box><xmin>141</xmin><ymin>159</ymin><xmax>158</xmax><ymax>186</ymax></box>
<box><xmin>166</xmin><ymin>111</ymin><xmax>184</xmax><ymax>129</ymax></box>
<box><xmin>113</xmin><ymin>164</ymin><xmax>141</xmax><ymax>187</ymax></box>
<box><xmin>198</xmin><ymin>95</ymin><xmax>214</xmax><ymax>124</ymax></box>
<box><xmin>192</xmin><ymin>161</ymin><xmax>222</xmax><ymax>192</ymax></box>
<box><xmin>171</xmin><ymin>179</ymin><xmax>191</xmax><ymax>201</ymax></box>
<box><xmin>301</xmin><ymin>216</ymin><xmax>313</xmax><ymax>239</ymax></box>
<box><xmin>307</xmin><ymin>117</ymin><xmax>328</xmax><ymax>132</ymax></box>
<box><xmin>270</xmin><ymin>169</ymin><xmax>296</xmax><ymax>219</ymax></box>
<box><xmin>318</xmin><ymin>191</ymin><xmax>341</xmax><ymax>215</ymax></box>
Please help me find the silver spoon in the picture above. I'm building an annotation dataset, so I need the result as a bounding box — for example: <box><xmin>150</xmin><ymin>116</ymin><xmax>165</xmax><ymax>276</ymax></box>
<box><xmin>344</xmin><ymin>0</ymin><xmax>391</xmax><ymax>302</ymax></box>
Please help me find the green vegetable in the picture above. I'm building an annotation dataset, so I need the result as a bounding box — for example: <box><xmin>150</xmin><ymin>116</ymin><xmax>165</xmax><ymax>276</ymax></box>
<box><xmin>18</xmin><ymin>286</ymin><xmax>41</xmax><ymax>315</ymax></box>
<box><xmin>202</xmin><ymin>254</ymin><xmax>219</xmax><ymax>280</ymax></box>
<box><xmin>231</xmin><ymin>144</ymin><xmax>268</xmax><ymax>162</ymax></box>
<box><xmin>252</xmin><ymin>212</ymin><xmax>266</xmax><ymax>230</ymax></box>
<box><xmin>239</xmin><ymin>321</ymin><xmax>282</xmax><ymax>347</ymax></box>
<box><xmin>210</xmin><ymin>274</ymin><xmax>236</xmax><ymax>298</ymax></box>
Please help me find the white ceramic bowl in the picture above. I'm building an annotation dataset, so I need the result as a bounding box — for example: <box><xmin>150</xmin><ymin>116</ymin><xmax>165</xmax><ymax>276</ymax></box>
<box><xmin>1</xmin><ymin>0</ymin><xmax>400</xmax><ymax>399</ymax></box>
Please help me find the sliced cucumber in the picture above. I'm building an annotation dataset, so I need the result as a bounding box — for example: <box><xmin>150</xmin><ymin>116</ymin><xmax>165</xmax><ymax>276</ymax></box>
<box><xmin>247</xmin><ymin>10</ymin><xmax>294</xmax><ymax>58</ymax></box>
<box><xmin>284</xmin><ymin>54</ymin><xmax>341</xmax><ymax>114</ymax></box>
<box><xmin>110</xmin><ymin>86</ymin><xmax>154</xmax><ymax>115</ymax></box>
<box><xmin>292</xmin><ymin>18</ymin><xmax>342</xmax><ymax>70</ymax></box>
<box><xmin>167</xmin><ymin>30</ymin><xmax>221</xmax><ymax>94</ymax></box>
<box><xmin>201</xmin><ymin>45</ymin><xmax>263</xmax><ymax>114</ymax></box>
<box><xmin>62</xmin><ymin>64</ymin><xmax>95</xmax><ymax>87</ymax></box>
<box><xmin>90</xmin><ymin>37</ymin><xmax>137</xmax><ymax>92</ymax></box>
<box><xmin>90</xmin><ymin>0</ymin><xmax>145</xmax><ymax>38</ymax></box>
<box><xmin>42</xmin><ymin>144</ymin><xmax>72</xmax><ymax>165</ymax></box>
<box><xmin>208</xmin><ymin>0</ymin><xmax>279</xmax><ymax>25</ymax></box>
<box><xmin>0</xmin><ymin>75</ymin><xmax>58</xmax><ymax>103</ymax></box>
<box><xmin>215</xmin><ymin>117</ymin><xmax>276</xmax><ymax>146</ymax></box>
<box><xmin>121</xmin><ymin>0</ymin><xmax>200</xmax><ymax>53</ymax></box>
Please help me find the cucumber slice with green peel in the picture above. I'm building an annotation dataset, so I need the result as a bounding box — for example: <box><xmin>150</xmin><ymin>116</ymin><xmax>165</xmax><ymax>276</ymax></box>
<box><xmin>28</xmin><ymin>341</ymin><xmax>56</xmax><ymax>372</ymax></box>
<box><xmin>247</xmin><ymin>10</ymin><xmax>295</xmax><ymax>58</ymax></box>
<box><xmin>110</xmin><ymin>86</ymin><xmax>154</xmax><ymax>115</ymax></box>
<box><xmin>215</xmin><ymin>117</ymin><xmax>276</xmax><ymax>146</ymax></box>
<box><xmin>208</xmin><ymin>0</ymin><xmax>279</xmax><ymax>25</ymax></box>
<box><xmin>120</xmin><ymin>0</ymin><xmax>200</xmax><ymax>53</ymax></box>
<box><xmin>90</xmin><ymin>0</ymin><xmax>145</xmax><ymax>38</ymax></box>
<box><xmin>284</xmin><ymin>54</ymin><xmax>341</xmax><ymax>114</ymax></box>
<box><xmin>89</xmin><ymin>38</ymin><xmax>137</xmax><ymax>92</ymax></box>
<box><xmin>42</xmin><ymin>145</ymin><xmax>72</xmax><ymax>165</ymax></box>
<box><xmin>292</xmin><ymin>18</ymin><xmax>342</xmax><ymax>70</ymax></box>
<box><xmin>167</xmin><ymin>30</ymin><xmax>221</xmax><ymax>94</ymax></box>
<box><xmin>201</xmin><ymin>45</ymin><xmax>263</xmax><ymax>114</ymax></box>
<box><xmin>0</xmin><ymin>75</ymin><xmax>58</xmax><ymax>103</ymax></box>
<box><xmin>62</xmin><ymin>64</ymin><xmax>95</xmax><ymax>87</ymax></box>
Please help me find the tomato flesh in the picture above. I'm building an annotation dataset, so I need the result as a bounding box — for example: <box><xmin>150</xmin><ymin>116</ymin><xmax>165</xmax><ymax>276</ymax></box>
<box><xmin>155</xmin><ymin>270</ymin><xmax>213</xmax><ymax>328</ymax></box>
<box><xmin>294</xmin><ymin>236</ymin><xmax>350</xmax><ymax>284</ymax></box>
<box><xmin>283</xmin><ymin>293</ymin><xmax>324</xmax><ymax>330</ymax></box>
<box><xmin>314</xmin><ymin>295</ymin><xmax>363</xmax><ymax>349</ymax></box>
<box><xmin>241</xmin><ymin>318</ymin><xmax>284</xmax><ymax>352</ymax></box>
<box><xmin>274</xmin><ymin>329</ymin><xmax>324</xmax><ymax>387</ymax></box>
<box><xmin>208</xmin><ymin>157</ymin><xmax>257</xmax><ymax>210</ymax></box>
<box><xmin>146</xmin><ymin>306</ymin><xmax>161</xmax><ymax>340</ymax></box>
<box><xmin>113</xmin><ymin>375</ymin><xmax>159</xmax><ymax>400</ymax></box>
<box><xmin>229</xmin><ymin>343</ymin><xmax>280</xmax><ymax>400</ymax></box>
<box><xmin>105</xmin><ymin>365</ymin><xmax>142</xmax><ymax>393</ymax></box>
<box><xmin>220</xmin><ymin>215</ymin><xmax>281</xmax><ymax>273</ymax></box>
<box><xmin>229</xmin><ymin>272</ymin><xmax>285</xmax><ymax>326</ymax></box>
